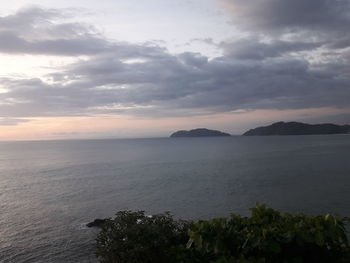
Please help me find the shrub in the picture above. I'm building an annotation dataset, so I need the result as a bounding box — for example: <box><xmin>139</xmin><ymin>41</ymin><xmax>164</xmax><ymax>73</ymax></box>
<box><xmin>188</xmin><ymin>203</ymin><xmax>350</xmax><ymax>262</ymax></box>
<box><xmin>95</xmin><ymin>211</ymin><xmax>197</xmax><ymax>263</ymax></box>
<box><xmin>96</xmin><ymin>204</ymin><xmax>350</xmax><ymax>263</ymax></box>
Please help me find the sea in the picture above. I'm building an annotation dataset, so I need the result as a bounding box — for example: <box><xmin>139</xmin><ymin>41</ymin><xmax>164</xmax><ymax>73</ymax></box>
<box><xmin>1</xmin><ymin>135</ymin><xmax>350</xmax><ymax>262</ymax></box>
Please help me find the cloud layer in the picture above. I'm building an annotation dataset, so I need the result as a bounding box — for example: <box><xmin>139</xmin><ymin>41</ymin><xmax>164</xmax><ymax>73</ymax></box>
<box><xmin>219</xmin><ymin>0</ymin><xmax>350</xmax><ymax>33</ymax></box>
<box><xmin>0</xmin><ymin>5</ymin><xmax>349</xmax><ymax>124</ymax></box>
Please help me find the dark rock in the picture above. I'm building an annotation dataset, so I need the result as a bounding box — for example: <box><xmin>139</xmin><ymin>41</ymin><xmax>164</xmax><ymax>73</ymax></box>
<box><xmin>86</xmin><ymin>218</ymin><xmax>108</xmax><ymax>228</ymax></box>
<box><xmin>170</xmin><ymin>128</ymin><xmax>231</xmax><ymax>138</ymax></box>
<box><xmin>243</xmin><ymin>121</ymin><xmax>350</xmax><ymax>136</ymax></box>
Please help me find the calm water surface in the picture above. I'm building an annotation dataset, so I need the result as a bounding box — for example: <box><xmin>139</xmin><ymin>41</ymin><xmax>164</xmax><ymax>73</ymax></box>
<box><xmin>1</xmin><ymin>135</ymin><xmax>350</xmax><ymax>262</ymax></box>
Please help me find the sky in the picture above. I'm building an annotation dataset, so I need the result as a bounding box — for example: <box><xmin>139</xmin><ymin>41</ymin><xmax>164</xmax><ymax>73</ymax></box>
<box><xmin>0</xmin><ymin>0</ymin><xmax>350</xmax><ymax>140</ymax></box>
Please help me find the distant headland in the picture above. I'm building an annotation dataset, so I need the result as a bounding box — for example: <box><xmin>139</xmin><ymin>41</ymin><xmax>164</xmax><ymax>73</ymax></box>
<box><xmin>243</xmin><ymin>121</ymin><xmax>350</xmax><ymax>136</ymax></box>
<box><xmin>170</xmin><ymin>128</ymin><xmax>231</xmax><ymax>138</ymax></box>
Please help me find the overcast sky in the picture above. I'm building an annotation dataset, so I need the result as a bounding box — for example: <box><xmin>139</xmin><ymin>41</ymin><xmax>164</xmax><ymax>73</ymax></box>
<box><xmin>0</xmin><ymin>0</ymin><xmax>349</xmax><ymax>140</ymax></box>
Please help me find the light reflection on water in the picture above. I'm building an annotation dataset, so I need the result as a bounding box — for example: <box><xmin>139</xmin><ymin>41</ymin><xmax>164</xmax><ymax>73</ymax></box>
<box><xmin>0</xmin><ymin>135</ymin><xmax>350</xmax><ymax>262</ymax></box>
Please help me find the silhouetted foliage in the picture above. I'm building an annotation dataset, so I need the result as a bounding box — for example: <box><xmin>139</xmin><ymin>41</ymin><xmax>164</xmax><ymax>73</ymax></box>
<box><xmin>95</xmin><ymin>211</ymin><xmax>201</xmax><ymax>263</ymax></box>
<box><xmin>96</xmin><ymin>204</ymin><xmax>350</xmax><ymax>263</ymax></box>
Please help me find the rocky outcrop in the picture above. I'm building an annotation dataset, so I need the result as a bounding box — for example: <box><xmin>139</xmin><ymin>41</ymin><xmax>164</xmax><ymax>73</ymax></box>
<box><xmin>86</xmin><ymin>218</ymin><xmax>108</xmax><ymax>228</ymax></box>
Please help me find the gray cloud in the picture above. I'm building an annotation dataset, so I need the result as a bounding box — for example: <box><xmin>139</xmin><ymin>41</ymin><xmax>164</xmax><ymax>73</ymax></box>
<box><xmin>0</xmin><ymin>118</ymin><xmax>30</xmax><ymax>126</ymax></box>
<box><xmin>0</xmin><ymin>6</ymin><xmax>349</xmax><ymax>121</ymax></box>
<box><xmin>0</xmin><ymin>7</ymin><xmax>171</xmax><ymax>58</ymax></box>
<box><xmin>0</xmin><ymin>7</ymin><xmax>121</xmax><ymax>56</ymax></box>
<box><xmin>0</xmin><ymin>31</ymin><xmax>112</xmax><ymax>55</ymax></box>
<box><xmin>219</xmin><ymin>0</ymin><xmax>350</xmax><ymax>33</ymax></box>
<box><xmin>220</xmin><ymin>38</ymin><xmax>322</xmax><ymax>60</ymax></box>
<box><xmin>1</xmin><ymin>51</ymin><xmax>349</xmax><ymax>118</ymax></box>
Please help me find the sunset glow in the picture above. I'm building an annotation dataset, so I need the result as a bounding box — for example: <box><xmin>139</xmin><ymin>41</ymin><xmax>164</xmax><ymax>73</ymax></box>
<box><xmin>0</xmin><ymin>0</ymin><xmax>349</xmax><ymax>140</ymax></box>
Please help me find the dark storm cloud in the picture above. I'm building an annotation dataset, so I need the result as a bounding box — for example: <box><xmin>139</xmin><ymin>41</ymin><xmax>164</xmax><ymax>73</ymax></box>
<box><xmin>0</xmin><ymin>6</ymin><xmax>349</xmax><ymax>119</ymax></box>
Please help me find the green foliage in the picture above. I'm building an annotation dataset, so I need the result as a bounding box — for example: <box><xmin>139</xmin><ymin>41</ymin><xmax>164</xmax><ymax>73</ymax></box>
<box><xmin>188</xmin><ymin>203</ymin><xmax>350</xmax><ymax>262</ymax></box>
<box><xmin>96</xmin><ymin>204</ymin><xmax>350</xmax><ymax>263</ymax></box>
<box><xmin>95</xmin><ymin>210</ymin><xmax>198</xmax><ymax>263</ymax></box>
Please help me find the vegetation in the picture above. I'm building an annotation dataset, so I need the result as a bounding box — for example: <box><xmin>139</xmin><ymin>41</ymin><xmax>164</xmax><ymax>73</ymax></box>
<box><xmin>96</xmin><ymin>204</ymin><xmax>350</xmax><ymax>263</ymax></box>
<box><xmin>95</xmin><ymin>211</ymin><xmax>200</xmax><ymax>263</ymax></box>
<box><xmin>242</xmin><ymin>121</ymin><xmax>350</xmax><ymax>136</ymax></box>
<box><xmin>170</xmin><ymin>128</ymin><xmax>231</xmax><ymax>137</ymax></box>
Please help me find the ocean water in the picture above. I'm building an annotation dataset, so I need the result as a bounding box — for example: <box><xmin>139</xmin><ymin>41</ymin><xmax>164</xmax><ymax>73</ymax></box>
<box><xmin>1</xmin><ymin>135</ymin><xmax>350</xmax><ymax>262</ymax></box>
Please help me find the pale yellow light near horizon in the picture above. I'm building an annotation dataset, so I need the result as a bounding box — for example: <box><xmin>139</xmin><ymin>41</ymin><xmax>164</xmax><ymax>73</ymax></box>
<box><xmin>0</xmin><ymin>2</ymin><xmax>348</xmax><ymax>141</ymax></box>
<box><xmin>0</xmin><ymin>107</ymin><xmax>346</xmax><ymax>141</ymax></box>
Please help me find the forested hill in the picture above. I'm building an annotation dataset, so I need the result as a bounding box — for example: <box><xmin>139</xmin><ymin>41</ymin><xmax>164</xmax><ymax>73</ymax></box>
<box><xmin>170</xmin><ymin>128</ymin><xmax>231</xmax><ymax>137</ymax></box>
<box><xmin>243</xmin><ymin>122</ymin><xmax>350</xmax><ymax>136</ymax></box>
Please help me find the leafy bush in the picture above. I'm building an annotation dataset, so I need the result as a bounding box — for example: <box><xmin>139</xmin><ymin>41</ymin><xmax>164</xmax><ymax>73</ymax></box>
<box><xmin>95</xmin><ymin>211</ymin><xmax>198</xmax><ymax>263</ymax></box>
<box><xmin>188</xmin><ymin>203</ymin><xmax>350</xmax><ymax>263</ymax></box>
<box><xmin>96</xmin><ymin>204</ymin><xmax>350</xmax><ymax>263</ymax></box>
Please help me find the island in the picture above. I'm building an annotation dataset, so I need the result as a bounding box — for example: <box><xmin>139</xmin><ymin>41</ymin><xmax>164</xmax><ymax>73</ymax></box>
<box><xmin>170</xmin><ymin>128</ymin><xmax>231</xmax><ymax>137</ymax></box>
<box><xmin>242</xmin><ymin>121</ymin><xmax>350</xmax><ymax>136</ymax></box>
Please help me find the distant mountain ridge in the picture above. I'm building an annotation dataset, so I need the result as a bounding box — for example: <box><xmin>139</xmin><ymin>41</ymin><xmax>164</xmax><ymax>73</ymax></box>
<box><xmin>243</xmin><ymin>122</ymin><xmax>350</xmax><ymax>136</ymax></box>
<box><xmin>170</xmin><ymin>128</ymin><xmax>231</xmax><ymax>137</ymax></box>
